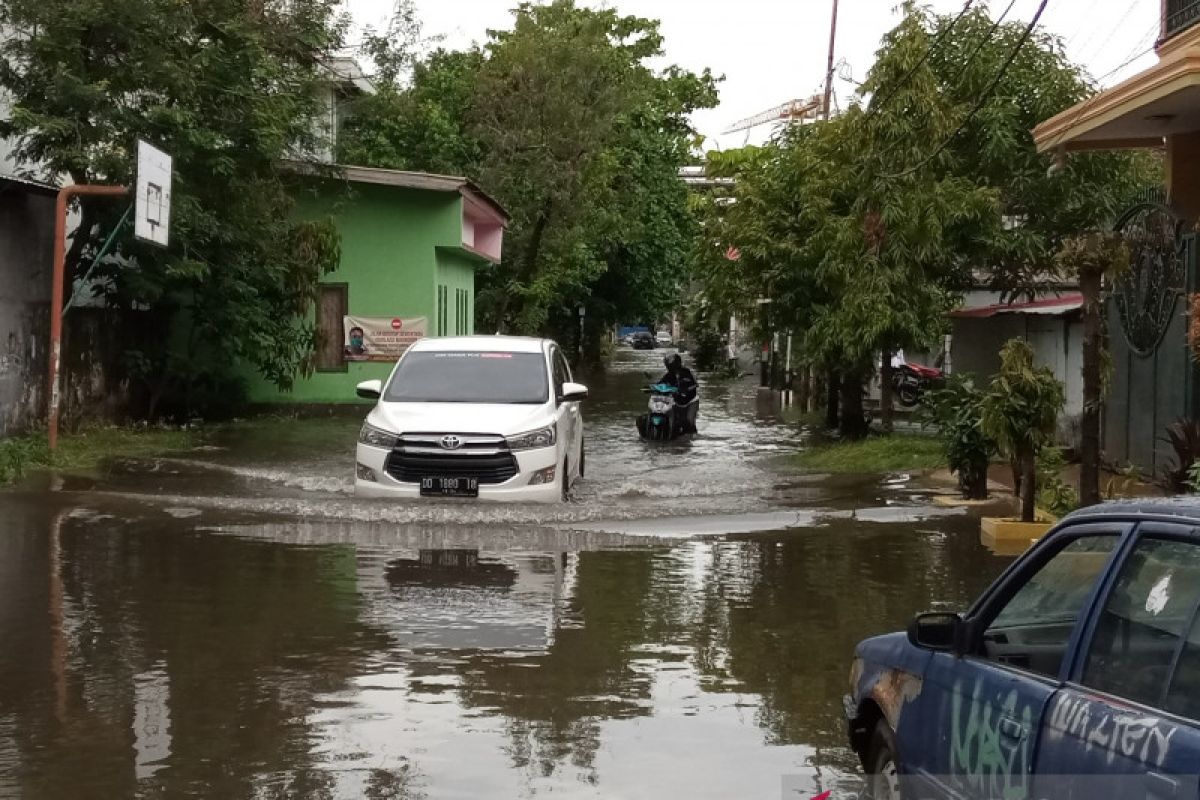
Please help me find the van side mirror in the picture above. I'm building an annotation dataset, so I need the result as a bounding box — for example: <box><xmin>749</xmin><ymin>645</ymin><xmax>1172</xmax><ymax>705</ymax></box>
<box><xmin>356</xmin><ymin>379</ymin><xmax>383</xmax><ymax>400</ymax></box>
<box><xmin>907</xmin><ymin>611</ymin><xmax>966</xmax><ymax>654</ymax></box>
<box><xmin>560</xmin><ymin>381</ymin><xmax>589</xmax><ymax>403</ymax></box>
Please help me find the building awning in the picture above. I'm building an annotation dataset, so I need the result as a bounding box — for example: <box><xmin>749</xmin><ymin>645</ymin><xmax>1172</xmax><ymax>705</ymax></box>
<box><xmin>1032</xmin><ymin>50</ymin><xmax>1200</xmax><ymax>153</ymax></box>
<box><xmin>949</xmin><ymin>294</ymin><xmax>1084</xmax><ymax>319</ymax></box>
<box><xmin>0</xmin><ymin>173</ymin><xmax>57</xmax><ymax>196</ymax></box>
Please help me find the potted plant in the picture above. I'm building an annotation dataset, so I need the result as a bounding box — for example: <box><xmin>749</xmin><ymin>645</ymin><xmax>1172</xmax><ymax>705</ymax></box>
<box><xmin>979</xmin><ymin>340</ymin><xmax>1065</xmax><ymax>541</ymax></box>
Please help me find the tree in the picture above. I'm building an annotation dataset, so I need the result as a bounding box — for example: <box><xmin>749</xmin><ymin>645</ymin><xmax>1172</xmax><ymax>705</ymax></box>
<box><xmin>341</xmin><ymin>0</ymin><xmax>717</xmax><ymax>351</ymax></box>
<box><xmin>0</xmin><ymin>0</ymin><xmax>345</xmax><ymax>415</ymax></box>
<box><xmin>921</xmin><ymin>7</ymin><xmax>1158</xmax><ymax>300</ymax></box>
<box><xmin>695</xmin><ymin>3</ymin><xmax>1156</xmax><ymax>439</ymax></box>
<box><xmin>1055</xmin><ymin>232</ymin><xmax>1129</xmax><ymax>506</ymax></box>
<box><xmin>981</xmin><ymin>339</ymin><xmax>1065</xmax><ymax>522</ymax></box>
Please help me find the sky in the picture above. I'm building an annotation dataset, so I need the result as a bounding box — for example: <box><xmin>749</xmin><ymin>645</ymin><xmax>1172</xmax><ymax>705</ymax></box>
<box><xmin>342</xmin><ymin>0</ymin><xmax>1162</xmax><ymax>151</ymax></box>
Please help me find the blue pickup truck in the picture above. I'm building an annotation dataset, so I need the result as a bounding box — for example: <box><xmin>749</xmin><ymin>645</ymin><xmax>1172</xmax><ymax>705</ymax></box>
<box><xmin>845</xmin><ymin>500</ymin><xmax>1200</xmax><ymax>800</ymax></box>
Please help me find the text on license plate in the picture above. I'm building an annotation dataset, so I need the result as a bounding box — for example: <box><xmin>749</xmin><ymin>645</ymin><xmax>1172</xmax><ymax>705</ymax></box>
<box><xmin>420</xmin><ymin>477</ymin><xmax>479</xmax><ymax>496</ymax></box>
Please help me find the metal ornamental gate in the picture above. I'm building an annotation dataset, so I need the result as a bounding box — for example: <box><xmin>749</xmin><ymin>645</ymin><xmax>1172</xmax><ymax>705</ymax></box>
<box><xmin>1106</xmin><ymin>201</ymin><xmax>1199</xmax><ymax>477</ymax></box>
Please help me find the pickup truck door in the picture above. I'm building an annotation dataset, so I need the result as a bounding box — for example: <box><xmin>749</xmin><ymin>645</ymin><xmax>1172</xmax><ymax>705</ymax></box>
<box><xmin>901</xmin><ymin>527</ymin><xmax>1124</xmax><ymax>800</ymax></box>
<box><xmin>1035</xmin><ymin>522</ymin><xmax>1200</xmax><ymax>800</ymax></box>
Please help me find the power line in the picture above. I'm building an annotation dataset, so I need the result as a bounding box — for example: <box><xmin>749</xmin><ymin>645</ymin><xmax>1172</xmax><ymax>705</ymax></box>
<box><xmin>878</xmin><ymin>0</ymin><xmax>1050</xmax><ymax>180</ymax></box>
<box><xmin>866</xmin><ymin>0</ymin><xmax>977</xmax><ymax>119</ymax></box>
<box><xmin>1039</xmin><ymin>17</ymin><xmax>1161</xmax><ymax>153</ymax></box>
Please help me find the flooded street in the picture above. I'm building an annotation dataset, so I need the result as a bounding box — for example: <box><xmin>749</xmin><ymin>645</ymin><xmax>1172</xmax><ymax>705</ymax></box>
<box><xmin>0</xmin><ymin>350</ymin><xmax>1012</xmax><ymax>799</ymax></box>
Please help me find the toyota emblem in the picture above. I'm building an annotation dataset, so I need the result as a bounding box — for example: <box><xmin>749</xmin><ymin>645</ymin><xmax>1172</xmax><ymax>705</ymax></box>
<box><xmin>440</xmin><ymin>435</ymin><xmax>463</xmax><ymax>450</ymax></box>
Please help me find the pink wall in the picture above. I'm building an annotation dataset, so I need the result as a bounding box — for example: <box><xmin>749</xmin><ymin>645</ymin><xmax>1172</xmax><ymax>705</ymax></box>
<box><xmin>461</xmin><ymin>201</ymin><xmax>505</xmax><ymax>262</ymax></box>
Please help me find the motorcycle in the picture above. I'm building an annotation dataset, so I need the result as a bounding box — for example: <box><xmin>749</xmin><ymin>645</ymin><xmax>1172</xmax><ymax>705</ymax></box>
<box><xmin>636</xmin><ymin>383</ymin><xmax>698</xmax><ymax>441</ymax></box>
<box><xmin>892</xmin><ymin>361</ymin><xmax>943</xmax><ymax>407</ymax></box>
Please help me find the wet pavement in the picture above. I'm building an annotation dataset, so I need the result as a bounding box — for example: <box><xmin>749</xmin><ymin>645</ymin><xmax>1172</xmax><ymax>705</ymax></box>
<box><xmin>0</xmin><ymin>349</ymin><xmax>1013</xmax><ymax>799</ymax></box>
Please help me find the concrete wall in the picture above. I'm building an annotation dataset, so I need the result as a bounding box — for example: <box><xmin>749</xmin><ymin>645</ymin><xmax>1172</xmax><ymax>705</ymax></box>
<box><xmin>0</xmin><ymin>187</ymin><xmax>54</xmax><ymax>437</ymax></box>
<box><xmin>244</xmin><ymin>180</ymin><xmax>471</xmax><ymax>404</ymax></box>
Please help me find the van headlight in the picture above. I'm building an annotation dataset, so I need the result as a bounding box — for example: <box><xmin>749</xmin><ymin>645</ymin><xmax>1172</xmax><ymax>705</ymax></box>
<box><xmin>506</xmin><ymin>426</ymin><xmax>556</xmax><ymax>451</ymax></box>
<box><xmin>358</xmin><ymin>422</ymin><xmax>398</xmax><ymax>449</ymax></box>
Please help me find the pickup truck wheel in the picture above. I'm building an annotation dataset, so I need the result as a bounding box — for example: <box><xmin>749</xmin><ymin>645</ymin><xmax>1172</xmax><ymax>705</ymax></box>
<box><xmin>866</xmin><ymin>720</ymin><xmax>901</xmax><ymax>800</ymax></box>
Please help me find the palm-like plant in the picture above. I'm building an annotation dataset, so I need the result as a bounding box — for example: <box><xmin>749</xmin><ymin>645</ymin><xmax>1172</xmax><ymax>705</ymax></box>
<box><xmin>981</xmin><ymin>340</ymin><xmax>1066</xmax><ymax>522</ymax></box>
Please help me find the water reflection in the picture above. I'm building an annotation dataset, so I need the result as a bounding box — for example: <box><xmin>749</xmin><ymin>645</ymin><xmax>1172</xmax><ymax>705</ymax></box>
<box><xmin>0</xmin><ymin>498</ymin><xmax>1008</xmax><ymax>798</ymax></box>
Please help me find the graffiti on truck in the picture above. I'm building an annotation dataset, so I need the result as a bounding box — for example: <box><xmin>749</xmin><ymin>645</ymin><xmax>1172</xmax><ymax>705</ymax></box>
<box><xmin>950</xmin><ymin>679</ymin><xmax>1033</xmax><ymax>800</ymax></box>
<box><xmin>1047</xmin><ymin>693</ymin><xmax>1178</xmax><ymax>768</ymax></box>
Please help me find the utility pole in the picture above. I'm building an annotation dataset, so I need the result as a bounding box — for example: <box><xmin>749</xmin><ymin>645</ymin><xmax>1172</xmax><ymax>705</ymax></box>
<box><xmin>822</xmin><ymin>0</ymin><xmax>840</xmax><ymax>120</ymax></box>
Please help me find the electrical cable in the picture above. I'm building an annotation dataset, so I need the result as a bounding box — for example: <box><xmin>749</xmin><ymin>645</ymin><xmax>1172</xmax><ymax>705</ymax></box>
<box><xmin>866</xmin><ymin>0</ymin><xmax>978</xmax><ymax>118</ymax></box>
<box><xmin>878</xmin><ymin>0</ymin><xmax>1050</xmax><ymax>180</ymax></box>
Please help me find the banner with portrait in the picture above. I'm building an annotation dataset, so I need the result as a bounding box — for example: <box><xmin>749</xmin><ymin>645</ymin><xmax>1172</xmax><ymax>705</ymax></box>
<box><xmin>343</xmin><ymin>316</ymin><xmax>427</xmax><ymax>362</ymax></box>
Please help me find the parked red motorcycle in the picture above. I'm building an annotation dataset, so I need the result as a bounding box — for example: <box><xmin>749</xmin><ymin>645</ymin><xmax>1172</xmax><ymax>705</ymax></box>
<box><xmin>892</xmin><ymin>361</ymin><xmax>943</xmax><ymax>407</ymax></box>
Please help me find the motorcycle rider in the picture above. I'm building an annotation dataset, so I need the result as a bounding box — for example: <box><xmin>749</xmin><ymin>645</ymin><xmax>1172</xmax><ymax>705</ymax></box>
<box><xmin>659</xmin><ymin>353</ymin><xmax>699</xmax><ymax>434</ymax></box>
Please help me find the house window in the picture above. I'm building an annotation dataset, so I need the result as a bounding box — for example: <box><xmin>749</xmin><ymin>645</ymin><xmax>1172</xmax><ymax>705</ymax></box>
<box><xmin>437</xmin><ymin>285</ymin><xmax>448</xmax><ymax>336</ymax></box>
<box><xmin>315</xmin><ymin>283</ymin><xmax>348</xmax><ymax>371</ymax></box>
<box><xmin>456</xmin><ymin>289</ymin><xmax>470</xmax><ymax>335</ymax></box>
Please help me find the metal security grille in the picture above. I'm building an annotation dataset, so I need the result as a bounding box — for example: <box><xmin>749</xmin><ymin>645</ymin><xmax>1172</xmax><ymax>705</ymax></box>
<box><xmin>1114</xmin><ymin>202</ymin><xmax>1187</xmax><ymax>357</ymax></box>
<box><xmin>1167</xmin><ymin>0</ymin><xmax>1200</xmax><ymax>40</ymax></box>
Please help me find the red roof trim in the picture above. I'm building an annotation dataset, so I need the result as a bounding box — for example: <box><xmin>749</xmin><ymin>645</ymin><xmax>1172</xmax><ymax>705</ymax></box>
<box><xmin>949</xmin><ymin>294</ymin><xmax>1084</xmax><ymax>319</ymax></box>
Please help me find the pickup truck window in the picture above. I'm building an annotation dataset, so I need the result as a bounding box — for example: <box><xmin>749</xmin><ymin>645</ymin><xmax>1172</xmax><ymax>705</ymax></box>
<box><xmin>981</xmin><ymin>535</ymin><xmax>1117</xmax><ymax>678</ymax></box>
<box><xmin>1084</xmin><ymin>537</ymin><xmax>1200</xmax><ymax>710</ymax></box>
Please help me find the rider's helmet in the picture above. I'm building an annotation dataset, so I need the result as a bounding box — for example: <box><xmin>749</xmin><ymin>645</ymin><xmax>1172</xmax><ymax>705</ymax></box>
<box><xmin>664</xmin><ymin>353</ymin><xmax>682</xmax><ymax>372</ymax></box>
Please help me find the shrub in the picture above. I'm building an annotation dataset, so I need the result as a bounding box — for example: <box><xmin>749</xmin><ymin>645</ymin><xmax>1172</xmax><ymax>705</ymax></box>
<box><xmin>920</xmin><ymin>374</ymin><xmax>995</xmax><ymax>499</ymax></box>
<box><xmin>1161</xmin><ymin>418</ymin><xmax>1200</xmax><ymax>494</ymax></box>
<box><xmin>981</xmin><ymin>340</ymin><xmax>1066</xmax><ymax>522</ymax></box>
<box><xmin>1037</xmin><ymin>446</ymin><xmax>1078</xmax><ymax>518</ymax></box>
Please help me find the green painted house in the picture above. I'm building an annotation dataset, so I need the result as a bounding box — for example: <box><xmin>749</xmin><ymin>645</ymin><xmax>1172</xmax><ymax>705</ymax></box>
<box><xmin>246</xmin><ymin>164</ymin><xmax>509</xmax><ymax>404</ymax></box>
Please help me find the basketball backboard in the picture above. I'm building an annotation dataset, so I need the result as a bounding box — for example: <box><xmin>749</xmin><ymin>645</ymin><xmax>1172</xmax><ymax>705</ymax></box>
<box><xmin>135</xmin><ymin>140</ymin><xmax>172</xmax><ymax>247</ymax></box>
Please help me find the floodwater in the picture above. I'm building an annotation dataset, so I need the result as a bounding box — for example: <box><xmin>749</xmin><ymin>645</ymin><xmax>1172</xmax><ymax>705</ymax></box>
<box><xmin>0</xmin><ymin>349</ymin><xmax>1013</xmax><ymax>799</ymax></box>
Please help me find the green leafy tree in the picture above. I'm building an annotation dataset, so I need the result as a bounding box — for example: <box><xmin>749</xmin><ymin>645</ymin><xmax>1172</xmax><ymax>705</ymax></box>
<box><xmin>697</xmin><ymin>4</ymin><xmax>1155</xmax><ymax>439</ymax></box>
<box><xmin>981</xmin><ymin>339</ymin><xmax>1065</xmax><ymax>522</ymax></box>
<box><xmin>0</xmin><ymin>0</ymin><xmax>345</xmax><ymax>415</ymax></box>
<box><xmin>340</xmin><ymin>0</ymin><xmax>717</xmax><ymax>351</ymax></box>
<box><xmin>923</xmin><ymin>8</ymin><xmax>1158</xmax><ymax>299</ymax></box>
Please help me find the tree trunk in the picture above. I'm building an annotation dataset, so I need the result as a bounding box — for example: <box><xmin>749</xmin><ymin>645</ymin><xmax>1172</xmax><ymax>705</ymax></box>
<box><xmin>825</xmin><ymin>369</ymin><xmax>840</xmax><ymax>429</ymax></box>
<box><xmin>880</xmin><ymin>350</ymin><xmax>894</xmax><ymax>435</ymax></box>
<box><xmin>1079</xmin><ymin>267</ymin><xmax>1103</xmax><ymax>507</ymax></box>
<box><xmin>963</xmin><ymin>468</ymin><xmax>988</xmax><ymax>501</ymax></box>
<box><xmin>1020</xmin><ymin>449</ymin><xmax>1037</xmax><ymax>523</ymax></box>
<box><xmin>796</xmin><ymin>364</ymin><xmax>810</xmax><ymax>411</ymax></box>
<box><xmin>839</xmin><ymin>374</ymin><xmax>869</xmax><ymax>440</ymax></box>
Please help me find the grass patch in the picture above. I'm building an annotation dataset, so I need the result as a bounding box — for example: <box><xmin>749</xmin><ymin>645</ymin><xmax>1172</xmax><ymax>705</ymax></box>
<box><xmin>794</xmin><ymin>433</ymin><xmax>944</xmax><ymax>473</ymax></box>
<box><xmin>0</xmin><ymin>425</ymin><xmax>197</xmax><ymax>486</ymax></box>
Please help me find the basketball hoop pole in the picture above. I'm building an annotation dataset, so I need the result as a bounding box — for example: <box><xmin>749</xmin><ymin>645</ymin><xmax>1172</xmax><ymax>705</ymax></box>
<box><xmin>48</xmin><ymin>184</ymin><xmax>129</xmax><ymax>451</ymax></box>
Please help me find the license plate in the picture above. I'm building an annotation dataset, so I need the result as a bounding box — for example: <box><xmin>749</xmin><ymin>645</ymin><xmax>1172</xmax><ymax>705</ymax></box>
<box><xmin>420</xmin><ymin>477</ymin><xmax>479</xmax><ymax>497</ymax></box>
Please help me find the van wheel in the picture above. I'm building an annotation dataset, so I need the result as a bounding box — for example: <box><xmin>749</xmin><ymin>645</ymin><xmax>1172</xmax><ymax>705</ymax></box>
<box><xmin>561</xmin><ymin>460</ymin><xmax>571</xmax><ymax>502</ymax></box>
<box><xmin>865</xmin><ymin>720</ymin><xmax>901</xmax><ymax>800</ymax></box>
<box><xmin>579</xmin><ymin>438</ymin><xmax>586</xmax><ymax>478</ymax></box>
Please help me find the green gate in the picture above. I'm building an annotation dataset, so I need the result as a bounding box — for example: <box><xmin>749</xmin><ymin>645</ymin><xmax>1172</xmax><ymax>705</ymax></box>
<box><xmin>1106</xmin><ymin>201</ymin><xmax>1198</xmax><ymax>477</ymax></box>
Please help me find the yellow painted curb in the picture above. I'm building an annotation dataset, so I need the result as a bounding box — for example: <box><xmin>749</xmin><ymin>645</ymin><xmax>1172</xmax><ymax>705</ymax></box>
<box><xmin>980</xmin><ymin>516</ymin><xmax>1055</xmax><ymax>554</ymax></box>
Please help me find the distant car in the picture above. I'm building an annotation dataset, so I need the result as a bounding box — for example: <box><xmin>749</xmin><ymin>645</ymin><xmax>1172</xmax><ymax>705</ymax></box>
<box><xmin>845</xmin><ymin>500</ymin><xmax>1200</xmax><ymax>800</ymax></box>
<box><xmin>655</xmin><ymin>331</ymin><xmax>673</xmax><ymax>347</ymax></box>
<box><xmin>354</xmin><ymin>336</ymin><xmax>587</xmax><ymax>503</ymax></box>
<box><xmin>630</xmin><ymin>331</ymin><xmax>656</xmax><ymax>350</ymax></box>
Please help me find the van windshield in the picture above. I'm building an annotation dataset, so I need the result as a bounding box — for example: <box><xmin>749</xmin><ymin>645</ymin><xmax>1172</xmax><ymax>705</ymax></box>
<box><xmin>384</xmin><ymin>351</ymin><xmax>549</xmax><ymax>404</ymax></box>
